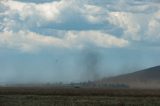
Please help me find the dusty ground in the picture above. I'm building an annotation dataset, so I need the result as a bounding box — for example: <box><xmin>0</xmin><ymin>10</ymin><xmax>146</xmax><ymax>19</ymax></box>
<box><xmin>0</xmin><ymin>87</ymin><xmax>160</xmax><ymax>106</ymax></box>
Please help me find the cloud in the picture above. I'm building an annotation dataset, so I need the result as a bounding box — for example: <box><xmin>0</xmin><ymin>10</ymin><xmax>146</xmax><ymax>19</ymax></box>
<box><xmin>16</xmin><ymin>0</ymin><xmax>56</xmax><ymax>4</ymax></box>
<box><xmin>0</xmin><ymin>30</ymin><xmax>128</xmax><ymax>52</ymax></box>
<box><xmin>0</xmin><ymin>0</ymin><xmax>130</xmax><ymax>52</ymax></box>
<box><xmin>107</xmin><ymin>12</ymin><xmax>140</xmax><ymax>40</ymax></box>
<box><xmin>1</xmin><ymin>0</ymin><xmax>62</xmax><ymax>31</ymax></box>
<box><xmin>0</xmin><ymin>0</ymin><xmax>160</xmax><ymax>53</ymax></box>
<box><xmin>0</xmin><ymin>30</ymin><xmax>67</xmax><ymax>52</ymax></box>
<box><xmin>66</xmin><ymin>31</ymin><xmax>129</xmax><ymax>48</ymax></box>
<box><xmin>147</xmin><ymin>10</ymin><xmax>160</xmax><ymax>40</ymax></box>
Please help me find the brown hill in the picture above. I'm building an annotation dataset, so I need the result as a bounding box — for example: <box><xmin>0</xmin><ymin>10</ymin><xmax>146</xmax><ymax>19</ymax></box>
<box><xmin>97</xmin><ymin>66</ymin><xmax>160</xmax><ymax>89</ymax></box>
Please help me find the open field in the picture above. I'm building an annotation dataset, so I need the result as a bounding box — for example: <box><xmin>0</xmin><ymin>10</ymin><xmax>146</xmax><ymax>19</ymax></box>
<box><xmin>1</xmin><ymin>87</ymin><xmax>160</xmax><ymax>106</ymax></box>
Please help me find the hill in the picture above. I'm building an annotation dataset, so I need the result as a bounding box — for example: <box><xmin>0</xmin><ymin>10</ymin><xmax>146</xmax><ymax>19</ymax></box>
<box><xmin>96</xmin><ymin>66</ymin><xmax>160</xmax><ymax>88</ymax></box>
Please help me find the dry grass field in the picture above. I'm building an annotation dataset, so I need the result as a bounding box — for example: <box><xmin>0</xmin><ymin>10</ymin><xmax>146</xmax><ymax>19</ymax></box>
<box><xmin>1</xmin><ymin>87</ymin><xmax>160</xmax><ymax>106</ymax></box>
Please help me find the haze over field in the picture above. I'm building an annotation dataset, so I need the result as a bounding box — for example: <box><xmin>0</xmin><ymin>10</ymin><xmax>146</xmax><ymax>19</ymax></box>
<box><xmin>0</xmin><ymin>0</ymin><xmax>160</xmax><ymax>84</ymax></box>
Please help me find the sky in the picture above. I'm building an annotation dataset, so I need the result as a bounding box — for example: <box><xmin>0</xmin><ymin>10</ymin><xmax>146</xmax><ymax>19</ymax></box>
<box><xmin>0</xmin><ymin>0</ymin><xmax>160</xmax><ymax>84</ymax></box>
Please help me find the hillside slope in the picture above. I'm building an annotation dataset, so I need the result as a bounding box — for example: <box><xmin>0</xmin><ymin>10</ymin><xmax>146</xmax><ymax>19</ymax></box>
<box><xmin>97</xmin><ymin>66</ymin><xmax>160</xmax><ymax>88</ymax></box>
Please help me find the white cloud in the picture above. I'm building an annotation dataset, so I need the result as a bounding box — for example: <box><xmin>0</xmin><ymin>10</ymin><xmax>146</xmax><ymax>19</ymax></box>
<box><xmin>107</xmin><ymin>12</ymin><xmax>140</xmax><ymax>40</ymax></box>
<box><xmin>0</xmin><ymin>0</ymin><xmax>160</xmax><ymax>52</ymax></box>
<box><xmin>82</xmin><ymin>4</ymin><xmax>105</xmax><ymax>23</ymax></box>
<box><xmin>0</xmin><ymin>0</ymin><xmax>130</xmax><ymax>52</ymax></box>
<box><xmin>1</xmin><ymin>0</ymin><xmax>96</xmax><ymax>31</ymax></box>
<box><xmin>0</xmin><ymin>30</ymin><xmax>128</xmax><ymax>52</ymax></box>
<box><xmin>0</xmin><ymin>30</ymin><xmax>68</xmax><ymax>52</ymax></box>
<box><xmin>66</xmin><ymin>31</ymin><xmax>129</xmax><ymax>48</ymax></box>
<box><xmin>147</xmin><ymin>10</ymin><xmax>160</xmax><ymax>40</ymax></box>
<box><xmin>1</xmin><ymin>0</ymin><xmax>62</xmax><ymax>30</ymax></box>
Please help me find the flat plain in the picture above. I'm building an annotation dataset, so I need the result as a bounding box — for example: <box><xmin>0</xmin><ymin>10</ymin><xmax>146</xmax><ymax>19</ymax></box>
<box><xmin>1</xmin><ymin>87</ymin><xmax>160</xmax><ymax>106</ymax></box>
